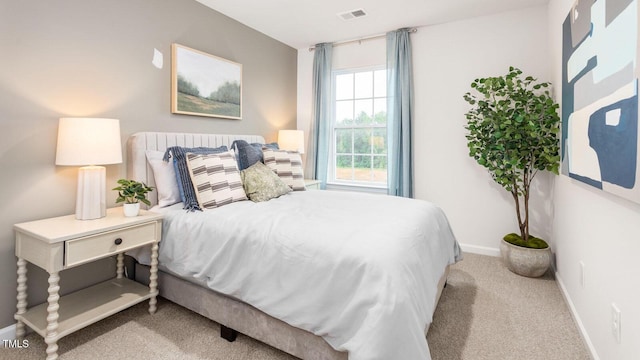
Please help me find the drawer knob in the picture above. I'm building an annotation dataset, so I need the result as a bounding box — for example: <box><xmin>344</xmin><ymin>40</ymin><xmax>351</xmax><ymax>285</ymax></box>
<box><xmin>114</xmin><ymin>238</ymin><xmax>123</xmax><ymax>245</ymax></box>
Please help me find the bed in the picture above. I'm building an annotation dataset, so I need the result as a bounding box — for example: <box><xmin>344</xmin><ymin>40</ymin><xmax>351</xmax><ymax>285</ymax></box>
<box><xmin>127</xmin><ymin>131</ymin><xmax>461</xmax><ymax>360</ymax></box>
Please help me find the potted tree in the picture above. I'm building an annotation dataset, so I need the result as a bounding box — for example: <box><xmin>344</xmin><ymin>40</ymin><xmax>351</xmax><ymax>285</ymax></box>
<box><xmin>463</xmin><ymin>67</ymin><xmax>560</xmax><ymax>277</ymax></box>
<box><xmin>113</xmin><ymin>179</ymin><xmax>154</xmax><ymax>217</ymax></box>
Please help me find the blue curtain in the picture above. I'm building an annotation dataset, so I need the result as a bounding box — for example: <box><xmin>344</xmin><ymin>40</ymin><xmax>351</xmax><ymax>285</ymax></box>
<box><xmin>310</xmin><ymin>43</ymin><xmax>333</xmax><ymax>189</ymax></box>
<box><xmin>386</xmin><ymin>29</ymin><xmax>414</xmax><ymax>198</ymax></box>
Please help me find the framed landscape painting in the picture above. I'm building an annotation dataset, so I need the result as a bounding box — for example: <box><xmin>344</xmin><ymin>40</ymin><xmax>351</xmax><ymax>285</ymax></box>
<box><xmin>171</xmin><ymin>43</ymin><xmax>242</xmax><ymax>119</ymax></box>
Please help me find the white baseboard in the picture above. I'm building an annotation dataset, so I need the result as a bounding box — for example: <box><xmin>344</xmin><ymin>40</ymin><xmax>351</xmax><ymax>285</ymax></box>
<box><xmin>0</xmin><ymin>323</ymin><xmax>16</xmax><ymax>341</ymax></box>
<box><xmin>555</xmin><ymin>272</ymin><xmax>599</xmax><ymax>360</ymax></box>
<box><xmin>459</xmin><ymin>243</ymin><xmax>500</xmax><ymax>257</ymax></box>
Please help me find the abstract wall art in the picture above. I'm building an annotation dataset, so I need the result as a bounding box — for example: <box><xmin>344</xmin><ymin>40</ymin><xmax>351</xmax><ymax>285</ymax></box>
<box><xmin>561</xmin><ymin>0</ymin><xmax>640</xmax><ymax>203</ymax></box>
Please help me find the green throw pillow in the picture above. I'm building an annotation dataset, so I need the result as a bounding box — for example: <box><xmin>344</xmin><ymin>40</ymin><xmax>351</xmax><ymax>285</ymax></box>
<box><xmin>240</xmin><ymin>162</ymin><xmax>291</xmax><ymax>202</ymax></box>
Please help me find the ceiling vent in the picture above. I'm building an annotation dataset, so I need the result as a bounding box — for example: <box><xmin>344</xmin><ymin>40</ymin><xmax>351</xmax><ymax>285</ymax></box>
<box><xmin>337</xmin><ymin>8</ymin><xmax>367</xmax><ymax>21</ymax></box>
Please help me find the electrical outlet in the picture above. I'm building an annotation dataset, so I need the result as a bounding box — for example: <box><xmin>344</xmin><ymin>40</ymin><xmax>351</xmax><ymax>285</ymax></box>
<box><xmin>579</xmin><ymin>261</ymin><xmax>585</xmax><ymax>288</ymax></box>
<box><xmin>612</xmin><ymin>303</ymin><xmax>621</xmax><ymax>344</ymax></box>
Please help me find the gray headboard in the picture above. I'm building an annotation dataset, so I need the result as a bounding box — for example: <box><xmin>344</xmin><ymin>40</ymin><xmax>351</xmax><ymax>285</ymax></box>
<box><xmin>127</xmin><ymin>132</ymin><xmax>265</xmax><ymax>207</ymax></box>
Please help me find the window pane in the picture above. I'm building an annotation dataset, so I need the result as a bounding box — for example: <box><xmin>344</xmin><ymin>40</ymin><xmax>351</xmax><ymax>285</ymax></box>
<box><xmin>354</xmin><ymin>99</ymin><xmax>373</xmax><ymax>125</ymax></box>
<box><xmin>336</xmin><ymin>129</ymin><xmax>352</xmax><ymax>154</ymax></box>
<box><xmin>336</xmin><ymin>73</ymin><xmax>353</xmax><ymax>100</ymax></box>
<box><xmin>335</xmin><ymin>100</ymin><xmax>353</xmax><ymax>125</ymax></box>
<box><xmin>336</xmin><ymin>155</ymin><xmax>353</xmax><ymax>180</ymax></box>
<box><xmin>373</xmin><ymin>155</ymin><xmax>387</xmax><ymax>169</ymax></box>
<box><xmin>354</xmin><ymin>72</ymin><xmax>373</xmax><ymax>98</ymax></box>
<box><xmin>354</xmin><ymin>128</ymin><xmax>371</xmax><ymax>154</ymax></box>
<box><xmin>374</xmin><ymin>70</ymin><xmax>387</xmax><ymax>97</ymax></box>
<box><xmin>372</xmin><ymin>128</ymin><xmax>386</xmax><ymax>154</ymax></box>
<box><xmin>354</xmin><ymin>156</ymin><xmax>372</xmax><ymax>181</ymax></box>
<box><xmin>354</xmin><ymin>155</ymin><xmax>371</xmax><ymax>169</ymax></box>
<box><xmin>332</xmin><ymin>68</ymin><xmax>388</xmax><ymax>186</ymax></box>
<box><xmin>373</xmin><ymin>98</ymin><xmax>386</xmax><ymax>125</ymax></box>
<box><xmin>373</xmin><ymin>156</ymin><xmax>387</xmax><ymax>182</ymax></box>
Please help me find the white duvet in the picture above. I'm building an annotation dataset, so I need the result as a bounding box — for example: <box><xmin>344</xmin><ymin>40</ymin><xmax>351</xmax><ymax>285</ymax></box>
<box><xmin>152</xmin><ymin>190</ymin><xmax>461</xmax><ymax>360</ymax></box>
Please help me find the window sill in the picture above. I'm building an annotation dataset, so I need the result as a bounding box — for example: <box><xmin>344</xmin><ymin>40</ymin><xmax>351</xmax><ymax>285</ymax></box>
<box><xmin>325</xmin><ymin>182</ymin><xmax>388</xmax><ymax>194</ymax></box>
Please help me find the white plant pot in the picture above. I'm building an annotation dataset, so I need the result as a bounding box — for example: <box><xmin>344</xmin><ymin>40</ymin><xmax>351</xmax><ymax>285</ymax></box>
<box><xmin>123</xmin><ymin>203</ymin><xmax>140</xmax><ymax>217</ymax></box>
<box><xmin>500</xmin><ymin>239</ymin><xmax>552</xmax><ymax>278</ymax></box>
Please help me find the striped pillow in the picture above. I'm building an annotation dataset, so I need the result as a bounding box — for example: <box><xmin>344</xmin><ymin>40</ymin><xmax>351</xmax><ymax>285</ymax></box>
<box><xmin>185</xmin><ymin>151</ymin><xmax>247</xmax><ymax>209</ymax></box>
<box><xmin>163</xmin><ymin>145</ymin><xmax>228</xmax><ymax>211</ymax></box>
<box><xmin>262</xmin><ymin>149</ymin><xmax>306</xmax><ymax>191</ymax></box>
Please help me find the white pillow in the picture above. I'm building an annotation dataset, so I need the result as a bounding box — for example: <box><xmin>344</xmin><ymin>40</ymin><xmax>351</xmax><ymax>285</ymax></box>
<box><xmin>145</xmin><ymin>150</ymin><xmax>181</xmax><ymax>207</ymax></box>
<box><xmin>185</xmin><ymin>151</ymin><xmax>247</xmax><ymax>209</ymax></box>
<box><xmin>262</xmin><ymin>149</ymin><xmax>306</xmax><ymax>191</ymax></box>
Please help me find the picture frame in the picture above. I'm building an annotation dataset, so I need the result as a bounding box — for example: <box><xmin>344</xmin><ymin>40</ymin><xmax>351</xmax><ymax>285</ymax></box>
<box><xmin>171</xmin><ymin>43</ymin><xmax>242</xmax><ymax>119</ymax></box>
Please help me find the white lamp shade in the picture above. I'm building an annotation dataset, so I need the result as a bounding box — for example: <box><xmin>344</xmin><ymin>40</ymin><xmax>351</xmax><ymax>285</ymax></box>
<box><xmin>56</xmin><ymin>117</ymin><xmax>123</xmax><ymax>166</ymax></box>
<box><xmin>56</xmin><ymin>117</ymin><xmax>122</xmax><ymax>220</ymax></box>
<box><xmin>278</xmin><ymin>129</ymin><xmax>305</xmax><ymax>154</ymax></box>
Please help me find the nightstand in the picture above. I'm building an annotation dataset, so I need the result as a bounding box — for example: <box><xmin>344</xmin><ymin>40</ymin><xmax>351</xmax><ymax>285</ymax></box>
<box><xmin>14</xmin><ymin>207</ymin><xmax>163</xmax><ymax>360</ymax></box>
<box><xmin>304</xmin><ymin>179</ymin><xmax>321</xmax><ymax>190</ymax></box>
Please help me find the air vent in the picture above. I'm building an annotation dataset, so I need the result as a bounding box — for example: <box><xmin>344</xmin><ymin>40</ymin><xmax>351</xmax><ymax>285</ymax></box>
<box><xmin>338</xmin><ymin>8</ymin><xmax>367</xmax><ymax>21</ymax></box>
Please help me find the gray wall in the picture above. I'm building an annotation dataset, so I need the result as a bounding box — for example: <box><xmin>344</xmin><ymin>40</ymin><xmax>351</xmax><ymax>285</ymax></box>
<box><xmin>0</xmin><ymin>0</ymin><xmax>297</xmax><ymax>328</ymax></box>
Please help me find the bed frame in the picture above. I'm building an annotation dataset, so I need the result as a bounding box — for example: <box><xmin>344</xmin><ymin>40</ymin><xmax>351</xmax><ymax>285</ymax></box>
<box><xmin>127</xmin><ymin>132</ymin><xmax>449</xmax><ymax>360</ymax></box>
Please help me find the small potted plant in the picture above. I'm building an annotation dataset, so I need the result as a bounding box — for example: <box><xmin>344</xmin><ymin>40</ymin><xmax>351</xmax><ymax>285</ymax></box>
<box><xmin>463</xmin><ymin>67</ymin><xmax>561</xmax><ymax>277</ymax></box>
<box><xmin>113</xmin><ymin>179</ymin><xmax>154</xmax><ymax>217</ymax></box>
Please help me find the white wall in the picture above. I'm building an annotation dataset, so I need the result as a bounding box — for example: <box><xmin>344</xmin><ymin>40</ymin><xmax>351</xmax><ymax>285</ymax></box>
<box><xmin>548</xmin><ymin>1</ymin><xmax>640</xmax><ymax>359</ymax></box>
<box><xmin>298</xmin><ymin>5</ymin><xmax>552</xmax><ymax>254</ymax></box>
<box><xmin>298</xmin><ymin>3</ymin><xmax>640</xmax><ymax>359</ymax></box>
<box><xmin>412</xmin><ymin>6</ymin><xmax>552</xmax><ymax>255</ymax></box>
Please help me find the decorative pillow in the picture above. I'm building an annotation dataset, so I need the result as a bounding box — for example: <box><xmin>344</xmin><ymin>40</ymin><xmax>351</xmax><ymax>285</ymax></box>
<box><xmin>240</xmin><ymin>162</ymin><xmax>291</xmax><ymax>202</ymax></box>
<box><xmin>145</xmin><ymin>150</ymin><xmax>181</xmax><ymax>207</ymax></box>
<box><xmin>163</xmin><ymin>145</ymin><xmax>228</xmax><ymax>211</ymax></box>
<box><xmin>185</xmin><ymin>151</ymin><xmax>247</xmax><ymax>209</ymax></box>
<box><xmin>230</xmin><ymin>140</ymin><xmax>279</xmax><ymax>171</ymax></box>
<box><xmin>262</xmin><ymin>149</ymin><xmax>306</xmax><ymax>191</ymax></box>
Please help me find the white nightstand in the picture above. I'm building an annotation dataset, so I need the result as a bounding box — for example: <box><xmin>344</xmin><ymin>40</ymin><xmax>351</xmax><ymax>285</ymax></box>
<box><xmin>14</xmin><ymin>207</ymin><xmax>163</xmax><ymax>360</ymax></box>
<box><xmin>304</xmin><ymin>179</ymin><xmax>321</xmax><ymax>190</ymax></box>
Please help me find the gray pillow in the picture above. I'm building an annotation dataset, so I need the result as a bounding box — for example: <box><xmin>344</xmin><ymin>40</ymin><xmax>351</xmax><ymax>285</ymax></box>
<box><xmin>240</xmin><ymin>162</ymin><xmax>291</xmax><ymax>202</ymax></box>
<box><xmin>231</xmin><ymin>140</ymin><xmax>279</xmax><ymax>171</ymax></box>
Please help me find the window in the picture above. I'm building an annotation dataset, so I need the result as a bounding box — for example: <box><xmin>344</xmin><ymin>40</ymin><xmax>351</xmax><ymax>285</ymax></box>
<box><xmin>331</xmin><ymin>67</ymin><xmax>387</xmax><ymax>187</ymax></box>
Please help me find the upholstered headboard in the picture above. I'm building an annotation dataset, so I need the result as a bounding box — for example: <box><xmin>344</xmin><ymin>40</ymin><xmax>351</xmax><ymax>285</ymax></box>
<box><xmin>127</xmin><ymin>132</ymin><xmax>265</xmax><ymax>207</ymax></box>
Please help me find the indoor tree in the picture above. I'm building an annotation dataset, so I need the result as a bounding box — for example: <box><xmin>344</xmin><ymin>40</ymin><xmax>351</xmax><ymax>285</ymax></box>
<box><xmin>463</xmin><ymin>67</ymin><xmax>561</xmax><ymax>248</ymax></box>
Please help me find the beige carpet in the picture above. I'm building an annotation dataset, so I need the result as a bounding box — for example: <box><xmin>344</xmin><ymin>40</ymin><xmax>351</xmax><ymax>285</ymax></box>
<box><xmin>427</xmin><ymin>253</ymin><xmax>590</xmax><ymax>360</ymax></box>
<box><xmin>1</xmin><ymin>253</ymin><xmax>590</xmax><ymax>360</ymax></box>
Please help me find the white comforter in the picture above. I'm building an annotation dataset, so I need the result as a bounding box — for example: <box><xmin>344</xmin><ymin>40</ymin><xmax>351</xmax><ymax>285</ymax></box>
<box><xmin>153</xmin><ymin>190</ymin><xmax>461</xmax><ymax>360</ymax></box>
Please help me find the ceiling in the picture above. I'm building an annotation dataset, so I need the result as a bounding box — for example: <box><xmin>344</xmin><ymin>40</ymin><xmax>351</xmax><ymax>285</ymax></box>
<box><xmin>195</xmin><ymin>0</ymin><xmax>549</xmax><ymax>49</ymax></box>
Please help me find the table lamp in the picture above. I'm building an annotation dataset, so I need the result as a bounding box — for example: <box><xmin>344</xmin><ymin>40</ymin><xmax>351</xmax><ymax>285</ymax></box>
<box><xmin>55</xmin><ymin>118</ymin><xmax>123</xmax><ymax>220</ymax></box>
<box><xmin>278</xmin><ymin>130</ymin><xmax>305</xmax><ymax>154</ymax></box>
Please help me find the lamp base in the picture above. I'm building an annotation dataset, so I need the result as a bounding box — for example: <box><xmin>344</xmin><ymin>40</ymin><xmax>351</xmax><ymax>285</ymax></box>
<box><xmin>76</xmin><ymin>166</ymin><xmax>106</xmax><ymax>220</ymax></box>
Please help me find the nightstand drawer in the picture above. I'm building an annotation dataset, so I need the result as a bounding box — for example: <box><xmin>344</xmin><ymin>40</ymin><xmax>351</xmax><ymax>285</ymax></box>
<box><xmin>65</xmin><ymin>223</ymin><xmax>157</xmax><ymax>268</ymax></box>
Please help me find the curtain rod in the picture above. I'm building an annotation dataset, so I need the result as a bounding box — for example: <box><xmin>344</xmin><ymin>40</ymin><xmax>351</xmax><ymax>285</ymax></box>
<box><xmin>308</xmin><ymin>27</ymin><xmax>417</xmax><ymax>52</ymax></box>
